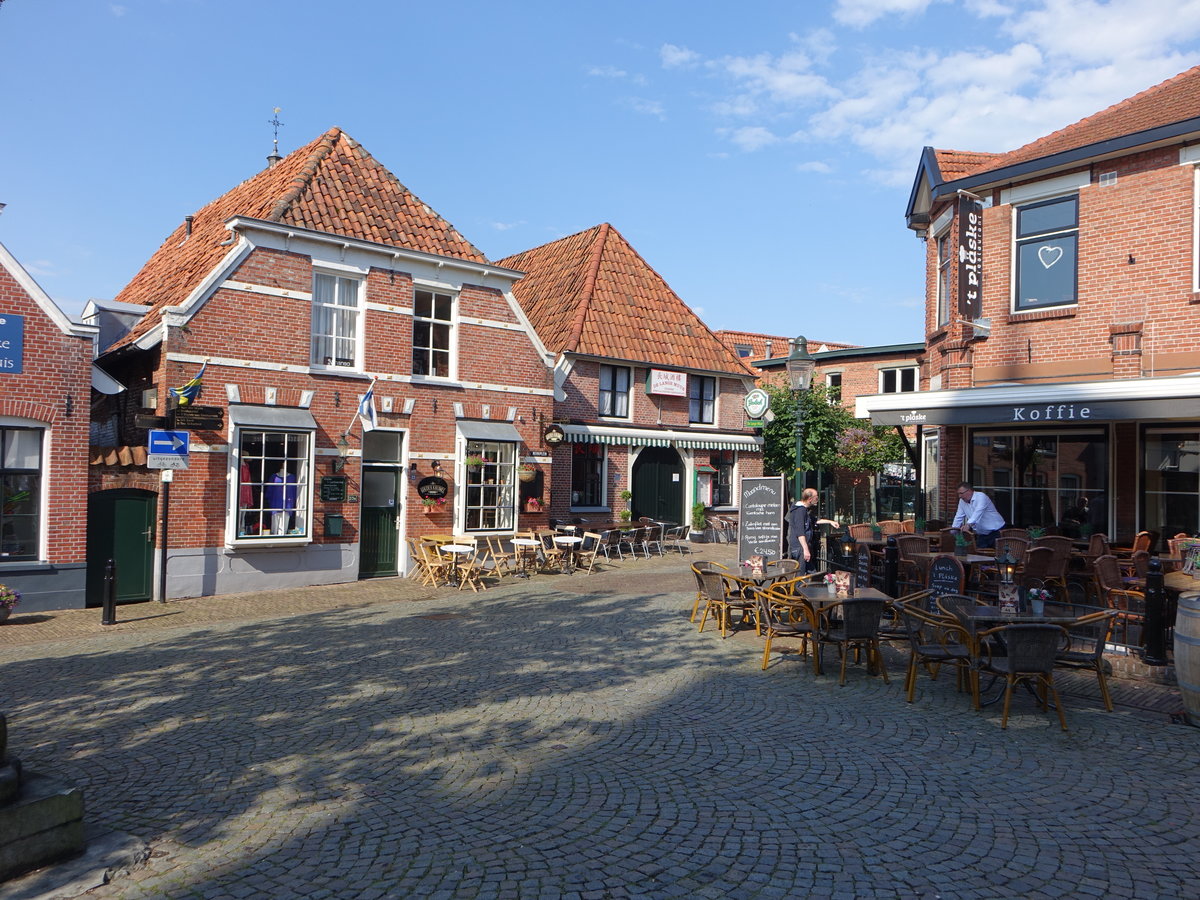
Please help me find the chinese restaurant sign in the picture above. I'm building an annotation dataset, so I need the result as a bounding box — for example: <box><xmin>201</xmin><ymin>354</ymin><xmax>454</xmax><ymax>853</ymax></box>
<box><xmin>0</xmin><ymin>314</ymin><xmax>23</xmax><ymax>373</ymax></box>
<box><xmin>957</xmin><ymin>194</ymin><xmax>983</xmax><ymax>320</ymax></box>
<box><xmin>647</xmin><ymin>369</ymin><xmax>687</xmax><ymax>397</ymax></box>
<box><xmin>737</xmin><ymin>476</ymin><xmax>784</xmax><ymax>563</ymax></box>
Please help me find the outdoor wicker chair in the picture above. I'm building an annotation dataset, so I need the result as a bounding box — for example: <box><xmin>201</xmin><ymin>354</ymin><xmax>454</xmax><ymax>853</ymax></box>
<box><xmin>1055</xmin><ymin>610</ymin><xmax>1118</xmax><ymax>712</ymax></box>
<box><xmin>817</xmin><ymin>596</ymin><xmax>890</xmax><ymax>685</ymax></box>
<box><xmin>976</xmin><ymin>623</ymin><xmax>1070</xmax><ymax>730</ymax></box>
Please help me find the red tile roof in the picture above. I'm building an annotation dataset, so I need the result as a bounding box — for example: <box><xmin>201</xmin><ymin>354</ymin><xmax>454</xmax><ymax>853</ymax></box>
<box><xmin>933</xmin><ymin>149</ymin><xmax>1003</xmax><ymax>182</ymax></box>
<box><xmin>941</xmin><ymin>65</ymin><xmax>1200</xmax><ymax>182</ymax></box>
<box><xmin>108</xmin><ymin>128</ymin><xmax>487</xmax><ymax>351</ymax></box>
<box><xmin>716</xmin><ymin>330</ymin><xmax>856</xmax><ymax>361</ymax></box>
<box><xmin>499</xmin><ymin>224</ymin><xmax>754</xmax><ymax>376</ymax></box>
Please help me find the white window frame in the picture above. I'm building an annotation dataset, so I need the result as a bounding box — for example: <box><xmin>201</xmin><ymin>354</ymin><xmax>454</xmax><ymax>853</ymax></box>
<box><xmin>879</xmin><ymin>367</ymin><xmax>918</xmax><ymax>394</ymax></box>
<box><xmin>460</xmin><ymin>440</ymin><xmax>516</xmax><ymax>532</ymax></box>
<box><xmin>825</xmin><ymin>372</ymin><xmax>843</xmax><ymax>404</ymax></box>
<box><xmin>229</xmin><ymin>426</ymin><xmax>315</xmax><ymax>547</ymax></box>
<box><xmin>689</xmin><ymin>375</ymin><xmax>717</xmax><ymax>425</ymax></box>
<box><xmin>310</xmin><ymin>268</ymin><xmax>364</xmax><ymax>372</ymax></box>
<box><xmin>936</xmin><ymin>229</ymin><xmax>953</xmax><ymax>327</ymax></box>
<box><xmin>598</xmin><ymin>364</ymin><xmax>632</xmax><ymax>419</ymax></box>
<box><xmin>1193</xmin><ymin>163</ymin><xmax>1200</xmax><ymax>293</ymax></box>
<box><xmin>0</xmin><ymin>421</ymin><xmax>46</xmax><ymax>563</ymax></box>
<box><xmin>412</xmin><ymin>286</ymin><xmax>456</xmax><ymax>380</ymax></box>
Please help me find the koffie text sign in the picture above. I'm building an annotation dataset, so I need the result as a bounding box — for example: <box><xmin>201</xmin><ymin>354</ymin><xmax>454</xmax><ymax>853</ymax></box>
<box><xmin>872</xmin><ymin>397</ymin><xmax>1200</xmax><ymax>427</ymax></box>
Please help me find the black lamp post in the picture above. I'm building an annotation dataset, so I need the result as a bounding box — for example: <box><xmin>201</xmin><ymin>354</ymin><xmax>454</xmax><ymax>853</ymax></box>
<box><xmin>784</xmin><ymin>336</ymin><xmax>816</xmax><ymax>501</ymax></box>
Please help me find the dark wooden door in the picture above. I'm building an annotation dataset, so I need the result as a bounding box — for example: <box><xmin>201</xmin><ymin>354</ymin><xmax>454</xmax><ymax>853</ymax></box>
<box><xmin>86</xmin><ymin>489</ymin><xmax>156</xmax><ymax>606</ymax></box>
<box><xmin>359</xmin><ymin>467</ymin><xmax>399</xmax><ymax>578</ymax></box>
<box><xmin>631</xmin><ymin>447</ymin><xmax>684</xmax><ymax>525</ymax></box>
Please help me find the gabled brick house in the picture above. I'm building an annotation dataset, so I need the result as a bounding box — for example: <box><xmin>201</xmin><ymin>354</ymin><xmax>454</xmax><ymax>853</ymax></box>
<box><xmin>91</xmin><ymin>128</ymin><xmax>554</xmax><ymax>601</ymax></box>
<box><xmin>859</xmin><ymin>65</ymin><xmax>1200</xmax><ymax>542</ymax></box>
<box><xmin>498</xmin><ymin>224</ymin><xmax>762</xmax><ymax>526</ymax></box>
<box><xmin>0</xmin><ymin>240</ymin><xmax>96</xmax><ymax>611</ymax></box>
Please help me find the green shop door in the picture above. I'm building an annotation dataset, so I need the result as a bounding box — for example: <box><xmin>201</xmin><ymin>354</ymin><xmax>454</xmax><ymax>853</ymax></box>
<box><xmin>359</xmin><ymin>431</ymin><xmax>405</xmax><ymax>579</ymax></box>
<box><xmin>631</xmin><ymin>447</ymin><xmax>684</xmax><ymax>525</ymax></box>
<box><xmin>86</xmin><ymin>488</ymin><xmax>156</xmax><ymax>606</ymax></box>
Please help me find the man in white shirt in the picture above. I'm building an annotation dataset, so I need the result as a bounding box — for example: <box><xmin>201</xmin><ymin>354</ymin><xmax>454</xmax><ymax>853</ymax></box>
<box><xmin>951</xmin><ymin>481</ymin><xmax>1006</xmax><ymax>549</ymax></box>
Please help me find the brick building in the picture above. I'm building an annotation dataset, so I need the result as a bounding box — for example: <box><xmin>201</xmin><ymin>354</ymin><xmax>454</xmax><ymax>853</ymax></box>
<box><xmin>90</xmin><ymin>128</ymin><xmax>554</xmax><ymax>601</ymax></box>
<box><xmin>0</xmin><ymin>240</ymin><xmax>97</xmax><ymax>612</ymax></box>
<box><xmin>498</xmin><ymin>224</ymin><xmax>762</xmax><ymax>526</ymax></box>
<box><xmin>858</xmin><ymin>65</ymin><xmax>1200</xmax><ymax>543</ymax></box>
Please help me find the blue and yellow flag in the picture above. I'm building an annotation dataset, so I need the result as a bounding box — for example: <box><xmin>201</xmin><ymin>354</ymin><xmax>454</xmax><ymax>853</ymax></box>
<box><xmin>169</xmin><ymin>361</ymin><xmax>206</xmax><ymax>406</ymax></box>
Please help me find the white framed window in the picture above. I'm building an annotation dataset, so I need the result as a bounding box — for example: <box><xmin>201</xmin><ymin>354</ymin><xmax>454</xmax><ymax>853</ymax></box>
<box><xmin>233</xmin><ymin>429</ymin><xmax>312</xmax><ymax>543</ymax></box>
<box><xmin>462</xmin><ymin>440</ymin><xmax>516</xmax><ymax>531</ymax></box>
<box><xmin>936</xmin><ymin>230</ymin><xmax>952</xmax><ymax>327</ymax></box>
<box><xmin>412</xmin><ymin>288</ymin><xmax>454</xmax><ymax>377</ymax></box>
<box><xmin>825</xmin><ymin>372</ymin><xmax>842</xmax><ymax>403</ymax></box>
<box><xmin>311</xmin><ymin>271</ymin><xmax>363</xmax><ymax>369</ymax></box>
<box><xmin>880</xmin><ymin>367</ymin><xmax>917</xmax><ymax>394</ymax></box>
<box><xmin>689</xmin><ymin>375</ymin><xmax>716</xmax><ymax>424</ymax></box>
<box><xmin>0</xmin><ymin>426</ymin><xmax>43</xmax><ymax>561</ymax></box>
<box><xmin>1014</xmin><ymin>195</ymin><xmax>1078</xmax><ymax>311</ymax></box>
<box><xmin>598</xmin><ymin>365</ymin><xmax>631</xmax><ymax>418</ymax></box>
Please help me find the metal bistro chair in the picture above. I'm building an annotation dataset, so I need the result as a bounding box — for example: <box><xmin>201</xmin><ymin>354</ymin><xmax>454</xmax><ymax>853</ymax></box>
<box><xmin>663</xmin><ymin>524</ymin><xmax>691</xmax><ymax>555</ymax></box>
<box><xmin>898</xmin><ymin>602</ymin><xmax>976</xmax><ymax>706</ymax></box>
<box><xmin>977</xmin><ymin>623</ymin><xmax>1070</xmax><ymax>730</ymax></box>
<box><xmin>690</xmin><ymin>561</ymin><xmax>729</xmax><ymax>624</ymax></box>
<box><xmin>642</xmin><ymin>524</ymin><xmax>665</xmax><ymax>558</ymax></box>
<box><xmin>817</xmin><ymin>596</ymin><xmax>890</xmax><ymax>686</ymax></box>
<box><xmin>621</xmin><ymin>526</ymin><xmax>647</xmax><ymax>559</ymax></box>
<box><xmin>1055</xmin><ymin>610</ymin><xmax>1119</xmax><ymax>712</ymax></box>
<box><xmin>598</xmin><ymin>528</ymin><xmax>625</xmax><ymax>562</ymax></box>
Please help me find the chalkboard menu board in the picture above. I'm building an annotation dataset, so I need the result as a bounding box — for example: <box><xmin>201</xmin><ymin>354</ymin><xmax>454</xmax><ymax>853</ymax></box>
<box><xmin>737</xmin><ymin>476</ymin><xmax>785</xmax><ymax>564</ymax></box>
<box><xmin>320</xmin><ymin>476</ymin><xmax>347</xmax><ymax>502</ymax></box>
<box><xmin>856</xmin><ymin>545</ymin><xmax>872</xmax><ymax>588</ymax></box>
<box><xmin>926</xmin><ymin>555</ymin><xmax>965</xmax><ymax>612</ymax></box>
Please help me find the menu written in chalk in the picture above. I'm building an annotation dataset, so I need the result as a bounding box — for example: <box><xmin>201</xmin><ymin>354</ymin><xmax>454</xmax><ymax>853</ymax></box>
<box><xmin>926</xmin><ymin>555</ymin><xmax>965</xmax><ymax>612</ymax></box>
<box><xmin>856</xmin><ymin>545</ymin><xmax>872</xmax><ymax>588</ymax></box>
<box><xmin>737</xmin><ymin>476</ymin><xmax>785</xmax><ymax>564</ymax></box>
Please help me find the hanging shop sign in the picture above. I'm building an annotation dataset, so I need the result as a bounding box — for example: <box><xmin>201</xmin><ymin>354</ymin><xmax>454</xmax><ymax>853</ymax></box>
<box><xmin>0</xmin><ymin>314</ymin><xmax>24</xmax><ymax>373</ymax></box>
<box><xmin>417</xmin><ymin>476</ymin><xmax>449</xmax><ymax>500</ymax></box>
<box><xmin>870</xmin><ymin>397</ymin><xmax>1200</xmax><ymax>427</ymax></box>
<box><xmin>542</xmin><ymin>424</ymin><xmax>566</xmax><ymax>445</ymax></box>
<box><xmin>957</xmin><ymin>193</ymin><xmax>984</xmax><ymax>320</ymax></box>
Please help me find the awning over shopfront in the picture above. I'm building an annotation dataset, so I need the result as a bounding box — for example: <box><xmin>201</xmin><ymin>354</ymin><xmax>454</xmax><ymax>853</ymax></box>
<box><xmin>856</xmin><ymin>374</ymin><xmax>1200</xmax><ymax>426</ymax></box>
<box><xmin>228</xmin><ymin>404</ymin><xmax>318</xmax><ymax>430</ymax></box>
<box><xmin>561</xmin><ymin>423</ymin><xmax>762</xmax><ymax>452</ymax></box>
<box><xmin>455</xmin><ymin>420</ymin><xmax>524</xmax><ymax>443</ymax></box>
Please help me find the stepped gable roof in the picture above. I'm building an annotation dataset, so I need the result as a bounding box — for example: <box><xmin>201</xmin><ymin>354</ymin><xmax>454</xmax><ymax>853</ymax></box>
<box><xmin>109</xmin><ymin>127</ymin><xmax>486</xmax><ymax>352</ymax></box>
<box><xmin>498</xmin><ymin>224</ymin><xmax>754</xmax><ymax>377</ymax></box>
<box><xmin>945</xmin><ymin>65</ymin><xmax>1200</xmax><ymax>182</ymax></box>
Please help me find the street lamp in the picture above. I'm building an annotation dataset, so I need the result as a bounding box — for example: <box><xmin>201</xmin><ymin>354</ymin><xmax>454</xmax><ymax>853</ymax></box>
<box><xmin>785</xmin><ymin>335</ymin><xmax>816</xmax><ymax>500</ymax></box>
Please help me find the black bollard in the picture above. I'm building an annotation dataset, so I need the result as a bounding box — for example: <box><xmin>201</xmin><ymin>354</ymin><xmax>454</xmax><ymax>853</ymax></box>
<box><xmin>884</xmin><ymin>536</ymin><xmax>900</xmax><ymax>598</ymax></box>
<box><xmin>1143</xmin><ymin>555</ymin><xmax>1167</xmax><ymax>665</ymax></box>
<box><xmin>101</xmin><ymin>558</ymin><xmax>117</xmax><ymax>626</ymax></box>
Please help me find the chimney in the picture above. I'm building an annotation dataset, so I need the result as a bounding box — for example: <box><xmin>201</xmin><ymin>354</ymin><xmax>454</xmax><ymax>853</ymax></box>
<box><xmin>266</xmin><ymin>151</ymin><xmax>282</xmax><ymax>168</ymax></box>
<box><xmin>184</xmin><ymin>215</ymin><xmax>193</xmax><ymax>237</ymax></box>
<box><xmin>765</xmin><ymin>340</ymin><xmax>773</xmax><ymax>358</ymax></box>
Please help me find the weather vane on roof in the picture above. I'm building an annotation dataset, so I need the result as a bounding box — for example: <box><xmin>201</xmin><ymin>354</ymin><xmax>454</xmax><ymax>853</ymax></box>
<box><xmin>269</xmin><ymin>107</ymin><xmax>283</xmax><ymax>155</ymax></box>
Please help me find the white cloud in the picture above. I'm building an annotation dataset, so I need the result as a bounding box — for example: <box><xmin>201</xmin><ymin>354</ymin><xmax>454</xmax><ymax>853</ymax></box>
<box><xmin>717</xmin><ymin>51</ymin><xmax>835</xmax><ymax>104</ymax></box>
<box><xmin>796</xmin><ymin>160</ymin><xmax>833</xmax><ymax>173</ymax></box>
<box><xmin>588</xmin><ymin>65</ymin><xmax>627</xmax><ymax>79</ymax></box>
<box><xmin>660</xmin><ymin>43</ymin><xmax>700</xmax><ymax>68</ymax></box>
<box><xmin>723</xmin><ymin>126</ymin><xmax>780</xmax><ymax>151</ymax></box>
<box><xmin>109</xmin><ymin>4</ymin><xmax>128</xmax><ymax>16</ymax></box>
<box><xmin>1005</xmin><ymin>0</ymin><xmax>1200</xmax><ymax>65</ymax></box>
<box><xmin>833</xmin><ymin>0</ymin><xmax>943</xmax><ymax>28</ymax></box>
<box><xmin>491</xmin><ymin>221</ymin><xmax>524</xmax><ymax>232</ymax></box>
<box><xmin>624</xmin><ymin>98</ymin><xmax>666</xmax><ymax>119</ymax></box>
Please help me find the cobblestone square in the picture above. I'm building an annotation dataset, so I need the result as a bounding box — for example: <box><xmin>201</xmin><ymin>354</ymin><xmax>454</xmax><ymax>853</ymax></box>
<box><xmin>1</xmin><ymin>550</ymin><xmax>1197</xmax><ymax>898</ymax></box>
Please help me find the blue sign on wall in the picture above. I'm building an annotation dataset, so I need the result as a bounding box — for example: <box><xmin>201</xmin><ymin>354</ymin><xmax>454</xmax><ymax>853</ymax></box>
<box><xmin>0</xmin><ymin>314</ymin><xmax>24</xmax><ymax>374</ymax></box>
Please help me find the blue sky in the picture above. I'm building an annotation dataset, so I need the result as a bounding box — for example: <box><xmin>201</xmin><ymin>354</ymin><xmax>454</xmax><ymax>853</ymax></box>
<box><xmin>4</xmin><ymin>0</ymin><xmax>1200</xmax><ymax>347</ymax></box>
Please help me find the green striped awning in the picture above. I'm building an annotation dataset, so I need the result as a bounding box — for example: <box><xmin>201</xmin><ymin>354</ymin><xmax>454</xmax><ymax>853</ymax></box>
<box><xmin>561</xmin><ymin>424</ymin><xmax>760</xmax><ymax>452</ymax></box>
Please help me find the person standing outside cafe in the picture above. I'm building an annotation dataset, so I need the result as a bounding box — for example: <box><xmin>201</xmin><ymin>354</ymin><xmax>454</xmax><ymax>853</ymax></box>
<box><xmin>787</xmin><ymin>488</ymin><xmax>840</xmax><ymax>572</ymax></box>
<box><xmin>952</xmin><ymin>481</ymin><xmax>1006</xmax><ymax>550</ymax></box>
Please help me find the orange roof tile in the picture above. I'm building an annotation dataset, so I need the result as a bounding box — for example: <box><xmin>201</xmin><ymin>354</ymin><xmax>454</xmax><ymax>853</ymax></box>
<box><xmin>933</xmin><ymin>149</ymin><xmax>1003</xmax><ymax>182</ymax></box>
<box><xmin>108</xmin><ymin>128</ymin><xmax>486</xmax><ymax>351</ymax></box>
<box><xmin>499</xmin><ymin>225</ymin><xmax>754</xmax><ymax>377</ymax></box>
<box><xmin>943</xmin><ymin>65</ymin><xmax>1200</xmax><ymax>182</ymax></box>
<box><xmin>716</xmin><ymin>330</ymin><xmax>857</xmax><ymax>360</ymax></box>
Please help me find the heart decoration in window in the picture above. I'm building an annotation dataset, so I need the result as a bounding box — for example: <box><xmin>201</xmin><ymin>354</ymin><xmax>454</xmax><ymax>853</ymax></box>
<box><xmin>1038</xmin><ymin>245</ymin><xmax>1064</xmax><ymax>269</ymax></box>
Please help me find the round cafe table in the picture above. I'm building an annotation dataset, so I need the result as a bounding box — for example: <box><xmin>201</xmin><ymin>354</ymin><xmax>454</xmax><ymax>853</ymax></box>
<box><xmin>554</xmin><ymin>535</ymin><xmax>584</xmax><ymax>573</ymax></box>
<box><xmin>511</xmin><ymin>538</ymin><xmax>541</xmax><ymax>577</ymax></box>
<box><xmin>441</xmin><ymin>544</ymin><xmax>475</xmax><ymax>586</ymax></box>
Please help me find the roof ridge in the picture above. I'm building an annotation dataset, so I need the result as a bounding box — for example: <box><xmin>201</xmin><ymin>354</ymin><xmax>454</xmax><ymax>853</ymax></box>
<box><xmin>267</xmin><ymin>127</ymin><xmax>342</xmax><ymax>222</ymax></box>
<box><xmin>563</xmin><ymin>224</ymin><xmax>609</xmax><ymax>354</ymax></box>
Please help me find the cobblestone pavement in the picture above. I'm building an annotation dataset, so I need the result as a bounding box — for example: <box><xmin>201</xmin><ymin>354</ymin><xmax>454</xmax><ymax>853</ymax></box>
<box><xmin>1</xmin><ymin>544</ymin><xmax>1197</xmax><ymax>898</ymax></box>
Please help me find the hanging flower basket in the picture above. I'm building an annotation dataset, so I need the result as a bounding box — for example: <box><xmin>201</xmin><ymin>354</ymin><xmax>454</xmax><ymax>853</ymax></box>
<box><xmin>420</xmin><ymin>497</ymin><xmax>446</xmax><ymax>515</ymax></box>
<box><xmin>464</xmin><ymin>455</ymin><xmax>486</xmax><ymax>469</ymax></box>
<box><xmin>525</xmin><ymin>497</ymin><xmax>543</xmax><ymax>513</ymax></box>
<box><xmin>517</xmin><ymin>464</ymin><xmax>537</xmax><ymax>483</ymax></box>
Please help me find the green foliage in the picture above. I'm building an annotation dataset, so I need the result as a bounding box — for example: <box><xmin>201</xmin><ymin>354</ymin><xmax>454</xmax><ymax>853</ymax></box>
<box><xmin>691</xmin><ymin>502</ymin><xmax>708</xmax><ymax>530</ymax></box>
<box><xmin>760</xmin><ymin>380</ymin><xmax>905</xmax><ymax>476</ymax></box>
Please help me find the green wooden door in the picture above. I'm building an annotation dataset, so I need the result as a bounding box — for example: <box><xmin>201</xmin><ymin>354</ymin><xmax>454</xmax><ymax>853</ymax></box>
<box><xmin>86</xmin><ymin>489</ymin><xmax>156</xmax><ymax>606</ymax></box>
<box><xmin>631</xmin><ymin>447</ymin><xmax>684</xmax><ymax>525</ymax></box>
<box><xmin>359</xmin><ymin>467</ymin><xmax>399</xmax><ymax>578</ymax></box>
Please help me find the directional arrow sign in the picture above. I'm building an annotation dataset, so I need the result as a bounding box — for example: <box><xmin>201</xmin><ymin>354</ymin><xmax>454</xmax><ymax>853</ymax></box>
<box><xmin>147</xmin><ymin>429</ymin><xmax>190</xmax><ymax>469</ymax></box>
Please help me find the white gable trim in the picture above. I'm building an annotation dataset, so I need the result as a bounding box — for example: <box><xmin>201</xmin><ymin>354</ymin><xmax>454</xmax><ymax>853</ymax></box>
<box><xmin>0</xmin><ymin>240</ymin><xmax>96</xmax><ymax>339</ymax></box>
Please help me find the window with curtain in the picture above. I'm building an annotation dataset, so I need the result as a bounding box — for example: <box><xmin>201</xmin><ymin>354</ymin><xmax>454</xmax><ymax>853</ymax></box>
<box><xmin>412</xmin><ymin>288</ymin><xmax>453</xmax><ymax>377</ymax></box>
<box><xmin>689</xmin><ymin>375</ymin><xmax>715</xmax><ymax>424</ymax></box>
<box><xmin>0</xmin><ymin>427</ymin><xmax>42</xmax><ymax>561</ymax></box>
<box><xmin>571</xmin><ymin>443</ymin><xmax>604</xmax><ymax>507</ymax></box>
<box><xmin>598</xmin><ymin>365</ymin><xmax>631</xmax><ymax>418</ymax></box>
<box><xmin>463</xmin><ymin>440</ymin><xmax>515</xmax><ymax>531</ymax></box>
<box><xmin>311</xmin><ymin>272</ymin><xmax>361</xmax><ymax>369</ymax></box>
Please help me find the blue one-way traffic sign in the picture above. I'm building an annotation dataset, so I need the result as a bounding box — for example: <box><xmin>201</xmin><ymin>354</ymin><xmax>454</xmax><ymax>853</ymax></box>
<box><xmin>147</xmin><ymin>429</ymin><xmax>190</xmax><ymax>469</ymax></box>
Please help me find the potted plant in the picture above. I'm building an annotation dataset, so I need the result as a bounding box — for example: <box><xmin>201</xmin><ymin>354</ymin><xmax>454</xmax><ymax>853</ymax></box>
<box><xmin>464</xmin><ymin>454</ymin><xmax>486</xmax><ymax>469</ymax></box>
<box><xmin>689</xmin><ymin>502</ymin><xmax>708</xmax><ymax>542</ymax></box>
<box><xmin>517</xmin><ymin>463</ymin><xmax>537</xmax><ymax>483</ymax></box>
<box><xmin>420</xmin><ymin>497</ymin><xmax>446</xmax><ymax>514</ymax></box>
<box><xmin>618</xmin><ymin>509</ymin><xmax>632</xmax><ymax>522</ymax></box>
<box><xmin>1027</xmin><ymin>525</ymin><xmax>1046</xmax><ymax>540</ymax></box>
<box><xmin>525</xmin><ymin>496</ymin><xmax>542</xmax><ymax>513</ymax></box>
<box><xmin>954</xmin><ymin>531</ymin><xmax>970</xmax><ymax>556</ymax></box>
<box><xmin>1027</xmin><ymin>586</ymin><xmax>1052</xmax><ymax>615</ymax></box>
<box><xmin>0</xmin><ymin>584</ymin><xmax>20</xmax><ymax>624</ymax></box>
